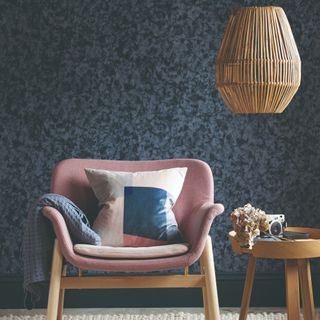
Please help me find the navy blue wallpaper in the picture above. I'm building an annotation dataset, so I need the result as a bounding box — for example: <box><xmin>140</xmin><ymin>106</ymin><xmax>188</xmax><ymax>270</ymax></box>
<box><xmin>1</xmin><ymin>0</ymin><xmax>319</xmax><ymax>276</ymax></box>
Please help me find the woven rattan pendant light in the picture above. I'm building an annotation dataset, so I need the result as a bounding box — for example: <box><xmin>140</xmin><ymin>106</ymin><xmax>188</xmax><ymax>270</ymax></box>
<box><xmin>215</xmin><ymin>6</ymin><xmax>301</xmax><ymax>113</ymax></box>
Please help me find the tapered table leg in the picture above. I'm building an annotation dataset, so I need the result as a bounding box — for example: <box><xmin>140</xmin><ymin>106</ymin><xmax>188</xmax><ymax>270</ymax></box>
<box><xmin>298</xmin><ymin>259</ymin><xmax>316</xmax><ymax>320</ymax></box>
<box><xmin>239</xmin><ymin>255</ymin><xmax>256</xmax><ymax>320</ymax></box>
<box><xmin>285</xmin><ymin>259</ymin><xmax>300</xmax><ymax>320</ymax></box>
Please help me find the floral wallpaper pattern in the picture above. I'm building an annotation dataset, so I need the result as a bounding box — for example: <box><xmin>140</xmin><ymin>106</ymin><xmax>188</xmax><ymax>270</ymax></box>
<box><xmin>0</xmin><ymin>0</ymin><xmax>319</xmax><ymax>277</ymax></box>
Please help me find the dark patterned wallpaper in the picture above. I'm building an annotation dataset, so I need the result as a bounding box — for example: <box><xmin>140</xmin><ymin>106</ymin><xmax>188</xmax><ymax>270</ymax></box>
<box><xmin>1</xmin><ymin>0</ymin><xmax>319</xmax><ymax>276</ymax></box>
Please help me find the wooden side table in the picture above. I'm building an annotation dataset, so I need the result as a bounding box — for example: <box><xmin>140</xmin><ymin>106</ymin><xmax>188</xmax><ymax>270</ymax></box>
<box><xmin>229</xmin><ymin>227</ymin><xmax>320</xmax><ymax>320</ymax></box>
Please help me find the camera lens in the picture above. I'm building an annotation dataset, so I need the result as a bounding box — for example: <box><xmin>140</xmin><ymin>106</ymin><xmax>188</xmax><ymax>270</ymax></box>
<box><xmin>270</xmin><ymin>221</ymin><xmax>282</xmax><ymax>236</ymax></box>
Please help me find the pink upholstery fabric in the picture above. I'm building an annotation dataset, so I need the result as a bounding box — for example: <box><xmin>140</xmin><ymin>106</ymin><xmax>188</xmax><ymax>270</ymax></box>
<box><xmin>74</xmin><ymin>242</ymin><xmax>190</xmax><ymax>259</ymax></box>
<box><xmin>44</xmin><ymin>159</ymin><xmax>224</xmax><ymax>272</ymax></box>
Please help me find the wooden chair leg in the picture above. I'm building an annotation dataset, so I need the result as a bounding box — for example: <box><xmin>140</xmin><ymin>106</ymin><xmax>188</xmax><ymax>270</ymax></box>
<box><xmin>200</xmin><ymin>254</ymin><xmax>210</xmax><ymax>320</ymax></box>
<box><xmin>239</xmin><ymin>255</ymin><xmax>256</xmax><ymax>320</ymax></box>
<box><xmin>57</xmin><ymin>265</ymin><xmax>67</xmax><ymax>320</ymax></box>
<box><xmin>47</xmin><ymin>239</ymin><xmax>63</xmax><ymax>320</ymax></box>
<box><xmin>298</xmin><ymin>259</ymin><xmax>316</xmax><ymax>320</ymax></box>
<box><xmin>285</xmin><ymin>259</ymin><xmax>300</xmax><ymax>320</ymax></box>
<box><xmin>200</xmin><ymin>236</ymin><xmax>220</xmax><ymax>320</ymax></box>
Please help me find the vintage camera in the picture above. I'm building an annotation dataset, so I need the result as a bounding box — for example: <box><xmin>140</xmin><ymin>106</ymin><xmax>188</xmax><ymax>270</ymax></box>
<box><xmin>266</xmin><ymin>214</ymin><xmax>286</xmax><ymax>236</ymax></box>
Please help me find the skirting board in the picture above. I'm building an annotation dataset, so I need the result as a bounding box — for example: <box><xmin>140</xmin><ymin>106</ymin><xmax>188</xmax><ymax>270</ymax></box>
<box><xmin>1</xmin><ymin>272</ymin><xmax>319</xmax><ymax>309</ymax></box>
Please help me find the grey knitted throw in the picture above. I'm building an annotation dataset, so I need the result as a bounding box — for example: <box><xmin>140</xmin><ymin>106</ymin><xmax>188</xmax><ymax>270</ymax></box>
<box><xmin>22</xmin><ymin>193</ymin><xmax>101</xmax><ymax>307</ymax></box>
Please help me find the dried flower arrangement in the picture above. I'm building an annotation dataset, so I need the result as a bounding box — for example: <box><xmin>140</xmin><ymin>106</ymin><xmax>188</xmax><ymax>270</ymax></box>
<box><xmin>230</xmin><ymin>203</ymin><xmax>269</xmax><ymax>248</ymax></box>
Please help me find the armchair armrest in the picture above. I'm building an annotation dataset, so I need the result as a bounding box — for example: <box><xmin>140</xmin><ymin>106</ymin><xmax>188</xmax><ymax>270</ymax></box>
<box><xmin>42</xmin><ymin>206</ymin><xmax>75</xmax><ymax>263</ymax></box>
<box><xmin>181</xmin><ymin>202</ymin><xmax>224</xmax><ymax>265</ymax></box>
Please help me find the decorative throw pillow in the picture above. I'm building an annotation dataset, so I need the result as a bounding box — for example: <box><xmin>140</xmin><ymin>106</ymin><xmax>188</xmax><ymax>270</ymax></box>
<box><xmin>84</xmin><ymin>167</ymin><xmax>187</xmax><ymax>247</ymax></box>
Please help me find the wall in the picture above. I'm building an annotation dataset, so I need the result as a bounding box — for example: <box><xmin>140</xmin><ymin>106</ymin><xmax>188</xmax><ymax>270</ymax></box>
<box><xmin>1</xmin><ymin>0</ymin><xmax>320</xmax><ymax>307</ymax></box>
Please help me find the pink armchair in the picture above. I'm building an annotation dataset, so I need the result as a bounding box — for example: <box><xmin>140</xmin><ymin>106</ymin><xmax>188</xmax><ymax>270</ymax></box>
<box><xmin>43</xmin><ymin>158</ymin><xmax>224</xmax><ymax>320</ymax></box>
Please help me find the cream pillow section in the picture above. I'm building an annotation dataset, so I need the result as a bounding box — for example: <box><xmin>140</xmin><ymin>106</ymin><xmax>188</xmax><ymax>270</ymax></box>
<box><xmin>85</xmin><ymin>167</ymin><xmax>187</xmax><ymax>206</ymax></box>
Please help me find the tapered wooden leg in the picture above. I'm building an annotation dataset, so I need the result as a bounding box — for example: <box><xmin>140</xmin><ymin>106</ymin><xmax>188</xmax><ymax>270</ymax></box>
<box><xmin>57</xmin><ymin>265</ymin><xmax>67</xmax><ymax>320</ymax></box>
<box><xmin>239</xmin><ymin>255</ymin><xmax>256</xmax><ymax>320</ymax></box>
<box><xmin>201</xmin><ymin>236</ymin><xmax>220</xmax><ymax>320</ymax></box>
<box><xmin>47</xmin><ymin>239</ymin><xmax>63</xmax><ymax>320</ymax></box>
<box><xmin>298</xmin><ymin>259</ymin><xmax>316</xmax><ymax>320</ymax></box>
<box><xmin>285</xmin><ymin>259</ymin><xmax>300</xmax><ymax>320</ymax></box>
<box><xmin>200</xmin><ymin>254</ymin><xmax>210</xmax><ymax>320</ymax></box>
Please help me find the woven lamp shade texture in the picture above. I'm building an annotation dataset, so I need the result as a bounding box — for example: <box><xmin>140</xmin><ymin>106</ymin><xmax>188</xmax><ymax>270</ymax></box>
<box><xmin>215</xmin><ymin>6</ymin><xmax>301</xmax><ymax>113</ymax></box>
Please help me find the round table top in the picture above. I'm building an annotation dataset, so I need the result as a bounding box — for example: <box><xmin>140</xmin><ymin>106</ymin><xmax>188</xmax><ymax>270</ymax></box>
<box><xmin>229</xmin><ymin>227</ymin><xmax>320</xmax><ymax>259</ymax></box>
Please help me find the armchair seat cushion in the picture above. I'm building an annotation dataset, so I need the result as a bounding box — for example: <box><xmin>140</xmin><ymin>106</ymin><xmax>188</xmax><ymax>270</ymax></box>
<box><xmin>74</xmin><ymin>242</ymin><xmax>190</xmax><ymax>259</ymax></box>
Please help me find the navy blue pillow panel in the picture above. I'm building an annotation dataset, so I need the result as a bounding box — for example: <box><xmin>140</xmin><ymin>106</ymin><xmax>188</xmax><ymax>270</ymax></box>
<box><xmin>123</xmin><ymin>186</ymin><xmax>183</xmax><ymax>243</ymax></box>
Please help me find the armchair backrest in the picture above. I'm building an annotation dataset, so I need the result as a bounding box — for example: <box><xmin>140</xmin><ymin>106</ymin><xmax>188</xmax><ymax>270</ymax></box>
<box><xmin>51</xmin><ymin>158</ymin><xmax>214</xmax><ymax>225</ymax></box>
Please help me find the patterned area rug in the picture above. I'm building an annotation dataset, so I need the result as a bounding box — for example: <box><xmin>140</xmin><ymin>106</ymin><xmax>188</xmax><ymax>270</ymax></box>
<box><xmin>0</xmin><ymin>312</ymin><xmax>298</xmax><ymax>320</ymax></box>
<box><xmin>1</xmin><ymin>308</ymin><xmax>319</xmax><ymax>320</ymax></box>
<box><xmin>0</xmin><ymin>315</ymin><xmax>290</xmax><ymax>320</ymax></box>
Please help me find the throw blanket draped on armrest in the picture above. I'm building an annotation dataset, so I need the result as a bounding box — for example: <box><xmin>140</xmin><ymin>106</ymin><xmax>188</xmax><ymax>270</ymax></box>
<box><xmin>22</xmin><ymin>193</ymin><xmax>101</xmax><ymax>308</ymax></box>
